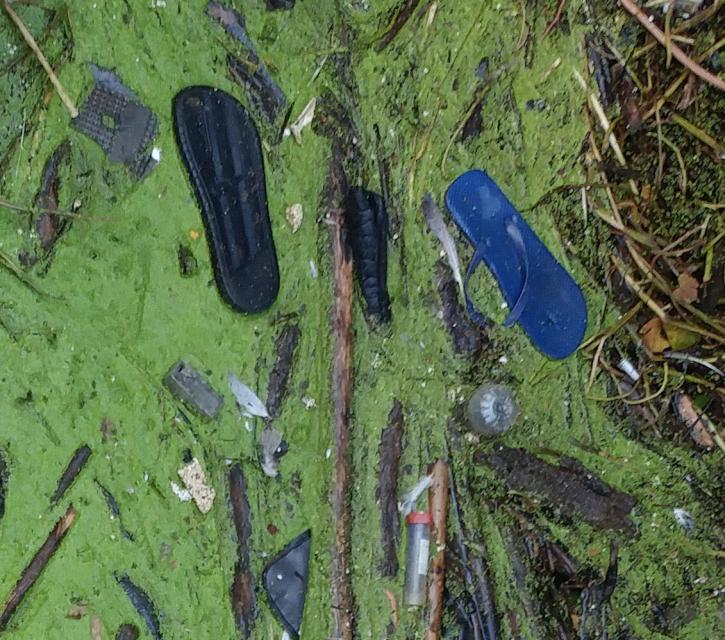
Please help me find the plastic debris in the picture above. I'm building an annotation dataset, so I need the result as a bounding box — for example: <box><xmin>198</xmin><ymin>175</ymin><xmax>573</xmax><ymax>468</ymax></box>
<box><xmin>177</xmin><ymin>458</ymin><xmax>215</xmax><ymax>514</ymax></box>
<box><xmin>288</xmin><ymin>97</ymin><xmax>316</xmax><ymax>144</ymax></box>
<box><xmin>467</xmin><ymin>383</ymin><xmax>519</xmax><ymax>438</ymax></box>
<box><xmin>422</xmin><ymin>193</ymin><xmax>464</xmax><ymax>300</ymax></box>
<box><xmin>263</xmin><ymin>530</ymin><xmax>311</xmax><ymax>639</ymax></box>
<box><xmin>170</xmin><ymin>482</ymin><xmax>191</xmax><ymax>502</ymax></box>
<box><xmin>227</xmin><ymin>373</ymin><xmax>269</xmax><ymax>418</ymax></box>
<box><xmin>399</xmin><ymin>474</ymin><xmax>433</xmax><ymax>516</ymax></box>
<box><xmin>673</xmin><ymin>508</ymin><xmax>694</xmax><ymax>534</ymax></box>
<box><xmin>163</xmin><ymin>361</ymin><xmax>223</xmax><ymax>419</ymax></box>
<box><xmin>260</xmin><ymin>427</ymin><xmax>288</xmax><ymax>478</ymax></box>
<box><xmin>403</xmin><ymin>511</ymin><xmax>431</xmax><ymax>606</ymax></box>
<box><xmin>72</xmin><ymin>65</ymin><xmax>159</xmax><ymax>178</ymax></box>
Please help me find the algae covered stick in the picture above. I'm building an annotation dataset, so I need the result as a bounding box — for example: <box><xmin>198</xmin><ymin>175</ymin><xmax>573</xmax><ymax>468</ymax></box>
<box><xmin>0</xmin><ymin>504</ymin><xmax>77</xmax><ymax>630</ymax></box>
<box><xmin>229</xmin><ymin>463</ymin><xmax>256</xmax><ymax>638</ymax></box>
<box><xmin>378</xmin><ymin>400</ymin><xmax>404</xmax><ymax>577</ymax></box>
<box><xmin>49</xmin><ymin>445</ymin><xmax>92</xmax><ymax>506</ymax></box>
<box><xmin>115</xmin><ymin>574</ymin><xmax>163</xmax><ymax>640</ymax></box>
<box><xmin>266</xmin><ymin>323</ymin><xmax>301</xmax><ymax>420</ymax></box>
<box><xmin>326</xmin><ymin>142</ymin><xmax>356</xmax><ymax>640</ymax></box>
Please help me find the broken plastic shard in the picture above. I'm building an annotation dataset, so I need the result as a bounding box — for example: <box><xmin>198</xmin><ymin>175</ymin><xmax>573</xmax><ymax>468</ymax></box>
<box><xmin>227</xmin><ymin>372</ymin><xmax>269</xmax><ymax>418</ymax></box>
<box><xmin>72</xmin><ymin>65</ymin><xmax>159</xmax><ymax>178</ymax></box>
<box><xmin>163</xmin><ymin>361</ymin><xmax>224</xmax><ymax>419</ymax></box>
<box><xmin>260</xmin><ymin>427</ymin><xmax>288</xmax><ymax>478</ymax></box>
<box><xmin>263</xmin><ymin>530</ymin><xmax>311</xmax><ymax>639</ymax></box>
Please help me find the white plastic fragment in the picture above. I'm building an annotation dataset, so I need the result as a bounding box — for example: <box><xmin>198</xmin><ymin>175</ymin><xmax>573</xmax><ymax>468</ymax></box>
<box><xmin>289</xmin><ymin>97</ymin><xmax>317</xmax><ymax>144</ymax></box>
<box><xmin>170</xmin><ymin>481</ymin><xmax>192</xmax><ymax>502</ymax></box>
<box><xmin>673</xmin><ymin>508</ymin><xmax>694</xmax><ymax>534</ymax></box>
<box><xmin>286</xmin><ymin>203</ymin><xmax>304</xmax><ymax>233</ymax></box>
<box><xmin>309</xmin><ymin>260</ymin><xmax>318</xmax><ymax>279</ymax></box>
<box><xmin>260</xmin><ymin>427</ymin><xmax>284</xmax><ymax>478</ymax></box>
<box><xmin>421</xmin><ymin>193</ymin><xmax>464</xmax><ymax>300</ymax></box>
<box><xmin>178</xmin><ymin>458</ymin><xmax>216</xmax><ymax>514</ymax></box>
<box><xmin>618</xmin><ymin>358</ymin><xmax>640</xmax><ymax>382</ymax></box>
<box><xmin>227</xmin><ymin>372</ymin><xmax>269</xmax><ymax>418</ymax></box>
<box><xmin>399</xmin><ymin>474</ymin><xmax>433</xmax><ymax>515</ymax></box>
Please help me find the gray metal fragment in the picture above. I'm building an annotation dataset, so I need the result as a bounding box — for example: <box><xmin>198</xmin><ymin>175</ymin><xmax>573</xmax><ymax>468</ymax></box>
<box><xmin>163</xmin><ymin>361</ymin><xmax>223</xmax><ymax>419</ymax></box>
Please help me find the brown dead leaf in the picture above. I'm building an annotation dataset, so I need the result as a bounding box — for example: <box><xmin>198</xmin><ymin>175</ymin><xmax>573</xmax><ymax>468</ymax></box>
<box><xmin>639</xmin><ymin>317</ymin><xmax>670</xmax><ymax>353</ymax></box>
<box><xmin>90</xmin><ymin>616</ymin><xmax>103</xmax><ymax>640</ymax></box>
<box><xmin>673</xmin><ymin>272</ymin><xmax>699</xmax><ymax>304</ymax></box>
<box><xmin>673</xmin><ymin>394</ymin><xmax>714</xmax><ymax>448</ymax></box>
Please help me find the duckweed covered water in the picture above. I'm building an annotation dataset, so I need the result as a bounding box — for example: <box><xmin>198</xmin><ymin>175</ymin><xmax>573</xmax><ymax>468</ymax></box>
<box><xmin>1</xmin><ymin>1</ymin><xmax>722</xmax><ymax>638</ymax></box>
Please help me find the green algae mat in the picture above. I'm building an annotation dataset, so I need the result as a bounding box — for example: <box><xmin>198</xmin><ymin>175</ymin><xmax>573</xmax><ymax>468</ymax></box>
<box><xmin>1</xmin><ymin>1</ymin><xmax>723</xmax><ymax>638</ymax></box>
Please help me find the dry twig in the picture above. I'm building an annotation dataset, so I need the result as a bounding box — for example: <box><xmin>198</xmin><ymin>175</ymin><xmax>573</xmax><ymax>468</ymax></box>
<box><xmin>619</xmin><ymin>0</ymin><xmax>725</xmax><ymax>92</ymax></box>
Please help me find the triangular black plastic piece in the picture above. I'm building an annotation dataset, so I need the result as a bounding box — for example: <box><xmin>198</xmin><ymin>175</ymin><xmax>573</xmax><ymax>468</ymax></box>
<box><xmin>263</xmin><ymin>529</ymin><xmax>311</xmax><ymax>639</ymax></box>
<box><xmin>173</xmin><ymin>86</ymin><xmax>279</xmax><ymax>313</ymax></box>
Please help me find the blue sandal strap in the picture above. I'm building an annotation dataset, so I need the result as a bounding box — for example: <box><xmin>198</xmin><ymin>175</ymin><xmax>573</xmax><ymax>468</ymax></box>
<box><xmin>502</xmin><ymin>218</ymin><xmax>530</xmax><ymax>327</ymax></box>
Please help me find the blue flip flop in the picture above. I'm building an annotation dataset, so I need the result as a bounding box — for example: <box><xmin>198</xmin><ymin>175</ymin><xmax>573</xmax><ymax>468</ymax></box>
<box><xmin>445</xmin><ymin>169</ymin><xmax>587</xmax><ymax>359</ymax></box>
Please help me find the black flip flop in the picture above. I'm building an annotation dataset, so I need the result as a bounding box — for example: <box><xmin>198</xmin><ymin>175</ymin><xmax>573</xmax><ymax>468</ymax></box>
<box><xmin>173</xmin><ymin>86</ymin><xmax>279</xmax><ymax>313</ymax></box>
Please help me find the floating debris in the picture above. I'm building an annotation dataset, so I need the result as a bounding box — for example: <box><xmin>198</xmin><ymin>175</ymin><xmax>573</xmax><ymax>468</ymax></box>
<box><xmin>266</xmin><ymin>323</ymin><xmax>301</xmax><ymax>420</ymax></box>
<box><xmin>49</xmin><ymin>445</ymin><xmax>92</xmax><ymax>507</ymax></box>
<box><xmin>403</xmin><ymin>510</ymin><xmax>431</xmax><ymax>606</ymax></box>
<box><xmin>347</xmin><ymin>187</ymin><xmax>391</xmax><ymax>323</ymax></box>
<box><xmin>72</xmin><ymin>65</ymin><xmax>159</xmax><ymax>178</ymax></box>
<box><xmin>285</xmin><ymin>203</ymin><xmax>304</xmax><ymax>233</ymax></box>
<box><xmin>673</xmin><ymin>508</ymin><xmax>695</xmax><ymax>534</ymax></box>
<box><xmin>288</xmin><ymin>97</ymin><xmax>317</xmax><ymax>144</ymax></box>
<box><xmin>0</xmin><ymin>505</ymin><xmax>77</xmax><ymax>631</ymax></box>
<box><xmin>207</xmin><ymin>2</ymin><xmax>287</xmax><ymax>125</ymax></box>
<box><xmin>425</xmin><ymin>460</ymin><xmax>449</xmax><ymax>637</ymax></box>
<box><xmin>260</xmin><ymin>427</ymin><xmax>288</xmax><ymax>478</ymax></box>
<box><xmin>170</xmin><ymin>482</ymin><xmax>192</xmax><ymax>503</ymax></box>
<box><xmin>177</xmin><ymin>458</ymin><xmax>215</xmax><ymax>514</ymax></box>
<box><xmin>115</xmin><ymin>623</ymin><xmax>140</xmax><ymax>640</ymax></box>
<box><xmin>673</xmin><ymin>394</ymin><xmax>715</xmax><ymax>449</ymax></box>
<box><xmin>115</xmin><ymin>574</ymin><xmax>163</xmax><ymax>640</ymax></box>
<box><xmin>33</xmin><ymin>141</ymin><xmax>72</xmax><ymax>257</ymax></box>
<box><xmin>263</xmin><ymin>530</ymin><xmax>311</xmax><ymax>639</ymax></box>
<box><xmin>479</xmin><ymin>447</ymin><xmax>636</xmax><ymax>532</ymax></box>
<box><xmin>0</xmin><ymin>450</ymin><xmax>7</xmax><ymax>522</ymax></box>
<box><xmin>95</xmin><ymin>480</ymin><xmax>134</xmax><ymax>541</ymax></box>
<box><xmin>617</xmin><ymin>358</ymin><xmax>640</xmax><ymax>382</ymax></box>
<box><xmin>422</xmin><ymin>194</ymin><xmax>464</xmax><ymax>301</ymax></box>
<box><xmin>375</xmin><ymin>0</ymin><xmax>422</xmax><ymax>52</ymax></box>
<box><xmin>229</xmin><ymin>464</ymin><xmax>256</xmax><ymax>638</ymax></box>
<box><xmin>435</xmin><ymin>261</ymin><xmax>482</xmax><ymax>356</ymax></box>
<box><xmin>467</xmin><ymin>383</ymin><xmax>519</xmax><ymax>438</ymax></box>
<box><xmin>399</xmin><ymin>474</ymin><xmax>433</xmax><ymax>516</ymax></box>
<box><xmin>378</xmin><ymin>400</ymin><xmax>404</xmax><ymax>578</ymax></box>
<box><xmin>228</xmin><ymin>373</ymin><xmax>269</xmax><ymax>418</ymax></box>
<box><xmin>163</xmin><ymin>361</ymin><xmax>223</xmax><ymax>420</ymax></box>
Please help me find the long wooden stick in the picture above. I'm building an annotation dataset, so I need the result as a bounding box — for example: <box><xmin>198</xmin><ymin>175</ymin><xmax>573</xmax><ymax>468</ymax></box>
<box><xmin>619</xmin><ymin>0</ymin><xmax>725</xmax><ymax>92</ymax></box>
<box><xmin>327</xmin><ymin>142</ymin><xmax>355</xmax><ymax>640</ymax></box>
<box><xmin>3</xmin><ymin>1</ymin><xmax>78</xmax><ymax>117</ymax></box>
<box><xmin>0</xmin><ymin>504</ymin><xmax>77</xmax><ymax>630</ymax></box>
<box><xmin>425</xmin><ymin>460</ymin><xmax>449</xmax><ymax>640</ymax></box>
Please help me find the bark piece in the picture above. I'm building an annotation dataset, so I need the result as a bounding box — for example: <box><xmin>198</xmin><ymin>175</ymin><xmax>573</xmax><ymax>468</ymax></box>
<box><xmin>478</xmin><ymin>447</ymin><xmax>636</xmax><ymax>532</ymax></box>
<box><xmin>378</xmin><ymin>400</ymin><xmax>404</xmax><ymax>577</ymax></box>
